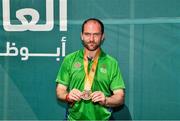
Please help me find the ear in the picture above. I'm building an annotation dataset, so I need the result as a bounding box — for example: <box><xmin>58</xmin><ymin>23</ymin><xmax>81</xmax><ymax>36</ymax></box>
<box><xmin>101</xmin><ymin>33</ymin><xmax>105</xmax><ymax>40</ymax></box>
<box><xmin>81</xmin><ymin>32</ymin><xmax>83</xmax><ymax>40</ymax></box>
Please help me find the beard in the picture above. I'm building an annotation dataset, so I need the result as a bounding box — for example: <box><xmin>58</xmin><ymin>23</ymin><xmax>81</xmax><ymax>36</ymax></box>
<box><xmin>81</xmin><ymin>40</ymin><xmax>103</xmax><ymax>51</ymax></box>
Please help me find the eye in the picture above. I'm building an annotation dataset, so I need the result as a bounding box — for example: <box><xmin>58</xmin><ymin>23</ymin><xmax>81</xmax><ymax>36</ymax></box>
<box><xmin>84</xmin><ymin>33</ymin><xmax>91</xmax><ymax>37</ymax></box>
<box><xmin>83</xmin><ymin>32</ymin><xmax>102</xmax><ymax>38</ymax></box>
<box><xmin>93</xmin><ymin>33</ymin><xmax>101</xmax><ymax>38</ymax></box>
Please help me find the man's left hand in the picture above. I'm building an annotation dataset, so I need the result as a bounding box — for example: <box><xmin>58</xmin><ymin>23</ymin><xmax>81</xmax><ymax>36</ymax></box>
<box><xmin>91</xmin><ymin>91</ymin><xmax>106</xmax><ymax>105</ymax></box>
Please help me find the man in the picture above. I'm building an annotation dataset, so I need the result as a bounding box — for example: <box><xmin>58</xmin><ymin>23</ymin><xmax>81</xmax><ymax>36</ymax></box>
<box><xmin>56</xmin><ymin>18</ymin><xmax>125</xmax><ymax>120</ymax></box>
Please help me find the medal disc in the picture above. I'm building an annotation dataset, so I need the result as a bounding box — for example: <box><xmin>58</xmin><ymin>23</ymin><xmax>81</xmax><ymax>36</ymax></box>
<box><xmin>82</xmin><ymin>90</ymin><xmax>92</xmax><ymax>100</ymax></box>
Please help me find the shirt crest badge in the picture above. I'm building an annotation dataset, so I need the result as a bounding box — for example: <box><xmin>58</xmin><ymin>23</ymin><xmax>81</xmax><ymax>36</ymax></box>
<box><xmin>100</xmin><ymin>64</ymin><xmax>107</xmax><ymax>73</ymax></box>
<box><xmin>74</xmin><ymin>62</ymin><xmax>82</xmax><ymax>69</ymax></box>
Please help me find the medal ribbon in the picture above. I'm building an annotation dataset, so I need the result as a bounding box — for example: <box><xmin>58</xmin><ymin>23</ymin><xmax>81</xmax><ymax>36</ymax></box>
<box><xmin>84</xmin><ymin>49</ymin><xmax>100</xmax><ymax>91</ymax></box>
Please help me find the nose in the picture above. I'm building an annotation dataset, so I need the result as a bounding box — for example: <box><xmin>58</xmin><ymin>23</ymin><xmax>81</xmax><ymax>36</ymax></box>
<box><xmin>89</xmin><ymin>34</ymin><xmax>94</xmax><ymax>42</ymax></box>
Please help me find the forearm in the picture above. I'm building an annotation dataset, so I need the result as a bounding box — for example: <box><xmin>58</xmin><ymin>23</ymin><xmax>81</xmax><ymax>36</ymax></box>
<box><xmin>57</xmin><ymin>90</ymin><xmax>68</xmax><ymax>101</ymax></box>
<box><xmin>56</xmin><ymin>84</ymin><xmax>68</xmax><ymax>102</ymax></box>
<box><xmin>105</xmin><ymin>90</ymin><xmax>125</xmax><ymax>107</ymax></box>
<box><xmin>105</xmin><ymin>95</ymin><xmax>124</xmax><ymax>107</ymax></box>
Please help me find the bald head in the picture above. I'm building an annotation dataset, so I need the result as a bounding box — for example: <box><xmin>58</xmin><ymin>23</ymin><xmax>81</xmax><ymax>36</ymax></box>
<box><xmin>81</xmin><ymin>18</ymin><xmax>104</xmax><ymax>34</ymax></box>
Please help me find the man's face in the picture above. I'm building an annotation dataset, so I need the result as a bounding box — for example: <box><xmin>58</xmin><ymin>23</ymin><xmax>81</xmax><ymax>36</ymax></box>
<box><xmin>81</xmin><ymin>21</ymin><xmax>104</xmax><ymax>51</ymax></box>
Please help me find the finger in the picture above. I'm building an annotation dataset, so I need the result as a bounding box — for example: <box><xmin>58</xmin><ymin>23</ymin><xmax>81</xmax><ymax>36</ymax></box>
<box><xmin>92</xmin><ymin>94</ymin><xmax>102</xmax><ymax>102</ymax></box>
<box><xmin>75</xmin><ymin>93</ymin><xmax>83</xmax><ymax>100</ymax></box>
<box><xmin>92</xmin><ymin>96</ymin><xmax>104</xmax><ymax>103</ymax></box>
<box><xmin>91</xmin><ymin>92</ymin><xmax>101</xmax><ymax>99</ymax></box>
<box><xmin>70</xmin><ymin>93</ymin><xmax>81</xmax><ymax>101</ymax></box>
<box><xmin>71</xmin><ymin>89</ymin><xmax>82</xmax><ymax>98</ymax></box>
<box><xmin>91</xmin><ymin>92</ymin><xmax>105</xmax><ymax>102</ymax></box>
<box><xmin>75</xmin><ymin>91</ymin><xmax>83</xmax><ymax>97</ymax></box>
<box><xmin>74</xmin><ymin>89</ymin><xmax>83</xmax><ymax>95</ymax></box>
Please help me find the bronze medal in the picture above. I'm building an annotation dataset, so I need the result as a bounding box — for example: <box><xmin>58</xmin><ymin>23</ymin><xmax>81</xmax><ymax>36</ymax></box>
<box><xmin>82</xmin><ymin>90</ymin><xmax>92</xmax><ymax>100</ymax></box>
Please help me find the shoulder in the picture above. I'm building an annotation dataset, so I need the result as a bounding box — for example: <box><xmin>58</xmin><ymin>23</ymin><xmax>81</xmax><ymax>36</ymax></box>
<box><xmin>63</xmin><ymin>50</ymin><xmax>83</xmax><ymax>60</ymax></box>
<box><xmin>100</xmin><ymin>51</ymin><xmax>121</xmax><ymax>74</ymax></box>
<box><xmin>106</xmin><ymin>54</ymin><xmax>118</xmax><ymax>62</ymax></box>
<box><xmin>101</xmin><ymin>51</ymin><xmax>118</xmax><ymax>65</ymax></box>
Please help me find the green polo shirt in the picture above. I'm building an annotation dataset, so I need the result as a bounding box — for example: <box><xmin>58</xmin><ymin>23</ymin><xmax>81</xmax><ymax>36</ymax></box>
<box><xmin>56</xmin><ymin>49</ymin><xmax>125</xmax><ymax>120</ymax></box>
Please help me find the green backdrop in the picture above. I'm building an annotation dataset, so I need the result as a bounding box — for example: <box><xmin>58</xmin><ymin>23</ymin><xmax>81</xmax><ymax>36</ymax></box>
<box><xmin>0</xmin><ymin>0</ymin><xmax>180</xmax><ymax>120</ymax></box>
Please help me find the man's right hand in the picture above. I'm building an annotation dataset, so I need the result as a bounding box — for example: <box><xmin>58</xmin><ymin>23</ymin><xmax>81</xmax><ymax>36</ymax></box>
<box><xmin>56</xmin><ymin>84</ymin><xmax>82</xmax><ymax>103</ymax></box>
<box><xmin>68</xmin><ymin>89</ymin><xmax>82</xmax><ymax>102</ymax></box>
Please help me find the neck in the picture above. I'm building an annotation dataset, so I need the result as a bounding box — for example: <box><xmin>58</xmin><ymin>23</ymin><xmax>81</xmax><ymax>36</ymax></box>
<box><xmin>85</xmin><ymin>48</ymin><xmax>100</xmax><ymax>59</ymax></box>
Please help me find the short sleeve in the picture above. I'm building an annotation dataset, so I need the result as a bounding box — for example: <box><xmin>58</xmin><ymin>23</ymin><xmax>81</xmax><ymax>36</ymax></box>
<box><xmin>110</xmin><ymin>61</ymin><xmax>125</xmax><ymax>91</ymax></box>
<box><xmin>56</xmin><ymin>56</ymin><xmax>71</xmax><ymax>86</ymax></box>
